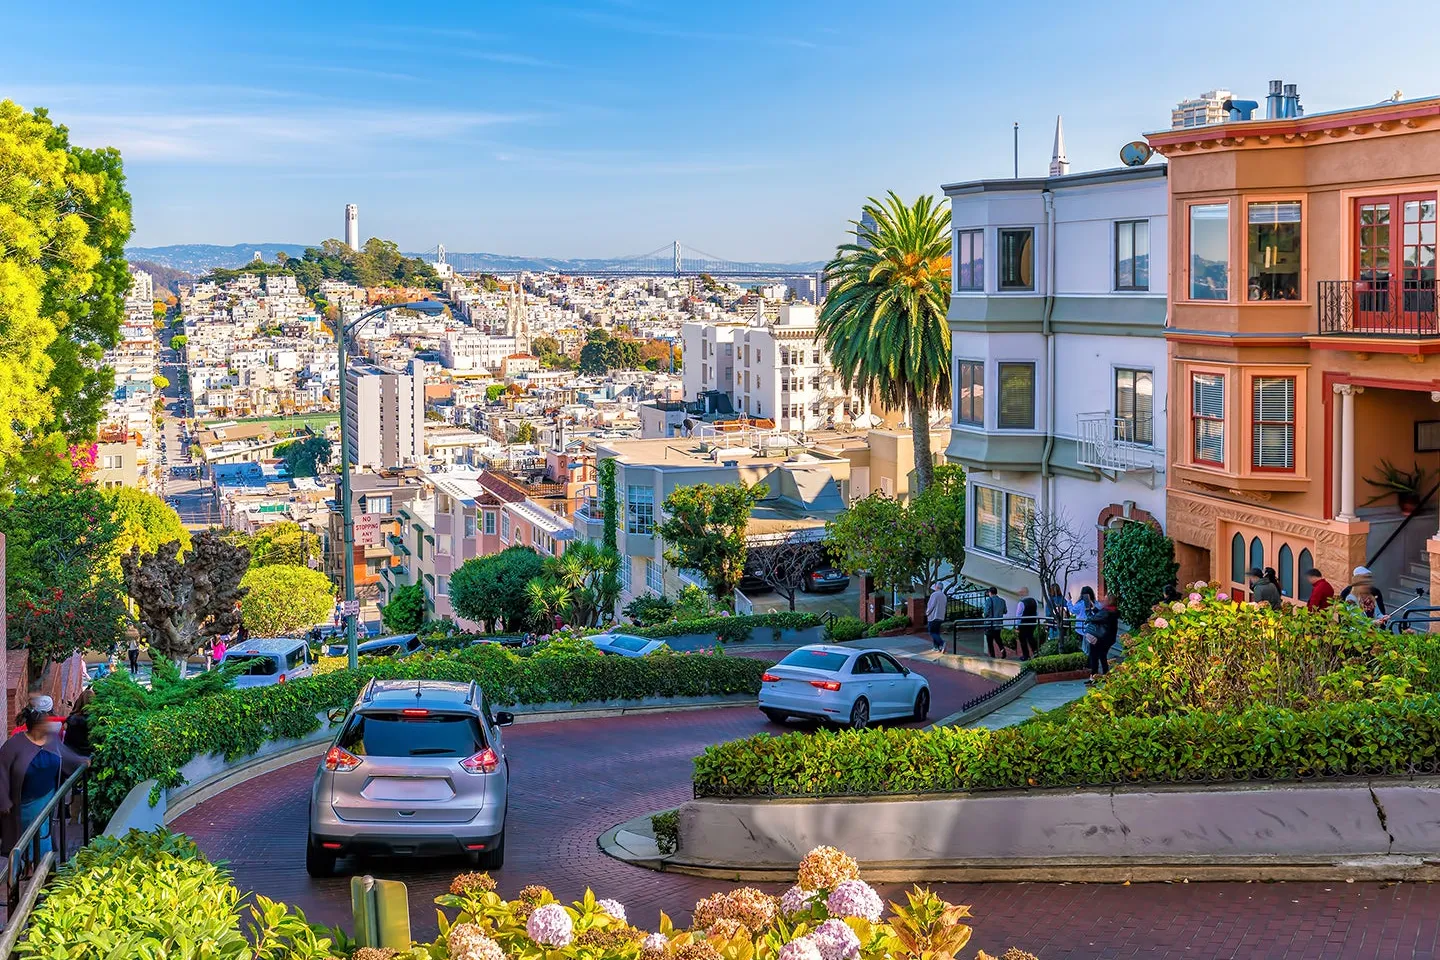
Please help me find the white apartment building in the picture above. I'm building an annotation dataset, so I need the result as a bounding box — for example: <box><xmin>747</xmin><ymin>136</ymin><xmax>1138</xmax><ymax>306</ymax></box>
<box><xmin>441</xmin><ymin>329</ymin><xmax>518</xmax><ymax>373</ymax></box>
<box><xmin>681</xmin><ymin>319</ymin><xmax>745</xmax><ymax>402</ymax></box>
<box><xmin>943</xmin><ymin>161</ymin><xmax>1169</xmax><ymax>599</ymax></box>
<box><xmin>127</xmin><ymin>269</ymin><xmax>153</xmax><ymax>308</ymax></box>
<box><xmin>345</xmin><ymin>359</ymin><xmax>425</xmax><ymax>469</ymax></box>
<box><xmin>1171</xmin><ymin>90</ymin><xmax>1233</xmax><ymax>129</ymax></box>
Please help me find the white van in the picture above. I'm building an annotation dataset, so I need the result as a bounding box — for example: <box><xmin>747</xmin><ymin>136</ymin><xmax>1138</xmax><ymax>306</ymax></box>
<box><xmin>223</xmin><ymin>637</ymin><xmax>314</xmax><ymax>688</ymax></box>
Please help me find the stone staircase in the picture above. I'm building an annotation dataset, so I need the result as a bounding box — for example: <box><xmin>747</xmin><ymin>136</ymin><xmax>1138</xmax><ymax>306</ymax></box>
<box><xmin>1396</xmin><ymin>546</ymin><xmax>1432</xmax><ymax>608</ymax></box>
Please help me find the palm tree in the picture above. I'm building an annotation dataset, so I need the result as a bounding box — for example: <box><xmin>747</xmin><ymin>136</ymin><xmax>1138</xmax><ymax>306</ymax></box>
<box><xmin>526</xmin><ymin>579</ymin><xmax>571</xmax><ymax>630</ymax></box>
<box><xmin>818</xmin><ymin>192</ymin><xmax>951</xmax><ymax>493</ymax></box>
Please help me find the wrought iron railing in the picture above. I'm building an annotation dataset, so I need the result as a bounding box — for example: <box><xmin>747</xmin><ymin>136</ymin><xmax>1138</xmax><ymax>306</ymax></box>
<box><xmin>5</xmin><ymin>765</ymin><xmax>94</xmax><ymax>925</ymax></box>
<box><xmin>1076</xmin><ymin>413</ymin><xmax>1155</xmax><ymax>472</ymax></box>
<box><xmin>1318</xmin><ymin>278</ymin><xmax>1439</xmax><ymax>336</ymax></box>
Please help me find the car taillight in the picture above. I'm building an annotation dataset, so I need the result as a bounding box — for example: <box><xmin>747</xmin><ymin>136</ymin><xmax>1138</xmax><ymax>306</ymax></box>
<box><xmin>761</xmin><ymin>672</ymin><xmax>780</xmax><ymax>682</ymax></box>
<box><xmin>460</xmin><ymin>747</ymin><xmax>500</xmax><ymax>775</ymax></box>
<box><xmin>401</xmin><ymin>708</ymin><xmax>429</xmax><ymax>717</ymax></box>
<box><xmin>809</xmin><ymin>680</ymin><xmax>842</xmax><ymax>691</ymax></box>
<box><xmin>323</xmin><ymin>746</ymin><xmax>362</xmax><ymax>772</ymax></box>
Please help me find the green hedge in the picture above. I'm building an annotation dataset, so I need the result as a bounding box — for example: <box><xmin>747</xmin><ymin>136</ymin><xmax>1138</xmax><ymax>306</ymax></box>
<box><xmin>692</xmin><ymin>696</ymin><xmax>1440</xmax><ymax>798</ymax></box>
<box><xmin>1027</xmin><ymin>652</ymin><xmax>1088</xmax><ymax>675</ymax></box>
<box><xmin>16</xmin><ymin>829</ymin><xmax>334</xmax><ymax>959</ymax></box>
<box><xmin>91</xmin><ymin>643</ymin><xmax>771</xmax><ymax>822</ymax></box>
<box><xmin>629</xmin><ymin>612</ymin><xmax>822</xmax><ymax>643</ymax></box>
<box><xmin>866</xmin><ymin>614</ymin><xmax>912</xmax><ymax>637</ymax></box>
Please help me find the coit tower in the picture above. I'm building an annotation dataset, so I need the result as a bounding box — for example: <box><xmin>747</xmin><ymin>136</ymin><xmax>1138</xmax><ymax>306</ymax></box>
<box><xmin>344</xmin><ymin>203</ymin><xmax>359</xmax><ymax>251</ymax></box>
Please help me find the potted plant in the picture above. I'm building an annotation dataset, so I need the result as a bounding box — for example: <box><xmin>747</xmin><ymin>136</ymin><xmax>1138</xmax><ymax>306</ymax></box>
<box><xmin>1365</xmin><ymin>459</ymin><xmax>1430</xmax><ymax>514</ymax></box>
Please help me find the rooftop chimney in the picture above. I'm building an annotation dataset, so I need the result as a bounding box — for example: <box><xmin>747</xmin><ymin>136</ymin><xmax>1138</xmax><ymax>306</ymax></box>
<box><xmin>1265</xmin><ymin>80</ymin><xmax>1284</xmax><ymax>120</ymax></box>
<box><xmin>1283</xmin><ymin>83</ymin><xmax>1302</xmax><ymax>118</ymax></box>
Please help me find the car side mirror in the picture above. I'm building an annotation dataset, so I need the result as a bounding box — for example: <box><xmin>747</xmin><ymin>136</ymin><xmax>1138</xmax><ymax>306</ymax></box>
<box><xmin>494</xmin><ymin>711</ymin><xmax>515</xmax><ymax>727</ymax></box>
<box><xmin>326</xmin><ymin>707</ymin><xmax>348</xmax><ymax>723</ymax></box>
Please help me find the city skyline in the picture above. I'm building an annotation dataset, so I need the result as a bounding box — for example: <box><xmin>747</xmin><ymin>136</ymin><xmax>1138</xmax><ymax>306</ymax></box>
<box><xmin>7</xmin><ymin>0</ymin><xmax>1440</xmax><ymax>259</ymax></box>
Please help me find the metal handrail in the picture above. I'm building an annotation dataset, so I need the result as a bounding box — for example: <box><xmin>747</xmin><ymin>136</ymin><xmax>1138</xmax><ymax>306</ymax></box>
<box><xmin>1365</xmin><ymin>477</ymin><xmax>1440</xmax><ymax>569</ymax></box>
<box><xmin>7</xmin><ymin>764</ymin><xmax>92</xmax><ymax>917</ymax></box>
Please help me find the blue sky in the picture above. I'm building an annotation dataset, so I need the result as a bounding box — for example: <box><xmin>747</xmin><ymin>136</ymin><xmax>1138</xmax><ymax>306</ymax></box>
<box><xmin>6</xmin><ymin>0</ymin><xmax>1440</xmax><ymax>260</ymax></box>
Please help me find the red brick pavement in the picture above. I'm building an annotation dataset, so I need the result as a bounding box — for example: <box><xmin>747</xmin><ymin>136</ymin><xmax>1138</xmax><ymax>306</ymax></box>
<box><xmin>172</xmin><ymin>660</ymin><xmax>1440</xmax><ymax>959</ymax></box>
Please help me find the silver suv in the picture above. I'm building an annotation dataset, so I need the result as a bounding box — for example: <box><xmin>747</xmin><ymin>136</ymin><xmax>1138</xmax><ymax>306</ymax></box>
<box><xmin>306</xmin><ymin>679</ymin><xmax>512</xmax><ymax>877</ymax></box>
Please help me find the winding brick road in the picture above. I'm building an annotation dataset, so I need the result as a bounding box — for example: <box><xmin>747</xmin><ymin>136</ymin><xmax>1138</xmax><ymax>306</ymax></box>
<box><xmin>174</xmin><ymin>660</ymin><xmax>1440</xmax><ymax>959</ymax></box>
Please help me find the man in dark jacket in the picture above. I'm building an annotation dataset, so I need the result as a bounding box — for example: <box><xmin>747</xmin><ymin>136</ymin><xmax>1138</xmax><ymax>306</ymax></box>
<box><xmin>1248</xmin><ymin>567</ymin><xmax>1283</xmax><ymax>609</ymax></box>
<box><xmin>982</xmin><ymin>587</ymin><xmax>1009</xmax><ymax>659</ymax></box>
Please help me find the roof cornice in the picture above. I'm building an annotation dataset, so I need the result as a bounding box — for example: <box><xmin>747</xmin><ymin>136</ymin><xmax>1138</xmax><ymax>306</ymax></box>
<box><xmin>1146</xmin><ymin>97</ymin><xmax>1440</xmax><ymax>156</ymax></box>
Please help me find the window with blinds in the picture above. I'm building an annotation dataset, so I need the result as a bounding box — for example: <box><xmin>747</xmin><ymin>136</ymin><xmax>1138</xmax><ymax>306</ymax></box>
<box><xmin>997</xmin><ymin>362</ymin><xmax>1036</xmax><ymax>429</ymax></box>
<box><xmin>1114</xmin><ymin>368</ymin><xmax>1154</xmax><ymax>445</ymax></box>
<box><xmin>1192</xmin><ymin>373</ymin><xmax>1225</xmax><ymax>465</ymax></box>
<box><xmin>956</xmin><ymin>360</ymin><xmax>984</xmax><ymax>425</ymax></box>
<box><xmin>973</xmin><ymin>485</ymin><xmax>1003</xmax><ymax>555</ymax></box>
<box><xmin>1252</xmin><ymin>376</ymin><xmax>1295</xmax><ymax>470</ymax></box>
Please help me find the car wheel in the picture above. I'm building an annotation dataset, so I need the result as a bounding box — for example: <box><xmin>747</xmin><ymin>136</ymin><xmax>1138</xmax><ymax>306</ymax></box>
<box><xmin>913</xmin><ymin>688</ymin><xmax>930</xmax><ymax>721</ymax></box>
<box><xmin>849</xmin><ymin>697</ymin><xmax>870</xmax><ymax>729</ymax></box>
<box><xmin>762</xmin><ymin>708</ymin><xmax>788</xmax><ymax>724</ymax></box>
<box><xmin>305</xmin><ymin>836</ymin><xmax>336</xmax><ymax>878</ymax></box>
<box><xmin>477</xmin><ymin>830</ymin><xmax>505</xmax><ymax>869</ymax></box>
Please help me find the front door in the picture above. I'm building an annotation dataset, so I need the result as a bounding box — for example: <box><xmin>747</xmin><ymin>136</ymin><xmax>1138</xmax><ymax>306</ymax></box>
<box><xmin>1354</xmin><ymin>193</ymin><xmax>1437</xmax><ymax>333</ymax></box>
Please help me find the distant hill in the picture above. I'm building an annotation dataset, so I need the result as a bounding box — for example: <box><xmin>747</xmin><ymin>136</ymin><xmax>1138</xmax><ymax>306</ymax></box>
<box><xmin>127</xmin><ymin>260</ymin><xmax>194</xmax><ymax>297</ymax></box>
<box><xmin>125</xmin><ymin>243</ymin><xmax>827</xmax><ymax>276</ymax></box>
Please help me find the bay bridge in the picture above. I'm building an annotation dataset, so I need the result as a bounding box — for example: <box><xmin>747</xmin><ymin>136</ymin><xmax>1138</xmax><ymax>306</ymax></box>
<box><xmin>425</xmin><ymin>241</ymin><xmax>825</xmax><ymax>279</ymax></box>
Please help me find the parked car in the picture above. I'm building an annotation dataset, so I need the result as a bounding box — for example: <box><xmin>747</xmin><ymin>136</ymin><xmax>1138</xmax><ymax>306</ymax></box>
<box><xmin>801</xmin><ymin>566</ymin><xmax>850</xmax><ymax>593</ymax></box>
<box><xmin>589</xmin><ymin>633</ymin><xmax>668</xmax><ymax>658</ymax></box>
<box><xmin>307</xmin><ymin>679</ymin><xmax>512</xmax><ymax>876</ymax></box>
<box><xmin>221</xmin><ymin>637</ymin><xmax>314</xmax><ymax>689</ymax></box>
<box><xmin>736</xmin><ymin>574</ymin><xmax>774</xmax><ymax>596</ymax></box>
<box><xmin>758</xmin><ymin>644</ymin><xmax>929</xmax><ymax>728</ymax></box>
<box><xmin>324</xmin><ymin>633</ymin><xmax>421</xmax><ymax>660</ymax></box>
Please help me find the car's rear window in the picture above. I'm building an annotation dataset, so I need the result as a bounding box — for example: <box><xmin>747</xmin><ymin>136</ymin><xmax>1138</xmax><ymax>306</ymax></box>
<box><xmin>340</xmin><ymin>712</ymin><xmax>485</xmax><ymax>758</ymax></box>
<box><xmin>778</xmin><ymin>649</ymin><xmax>851</xmax><ymax>671</ymax></box>
<box><xmin>609</xmin><ymin>635</ymin><xmax>649</xmax><ymax>652</ymax></box>
<box><xmin>226</xmin><ymin>653</ymin><xmax>279</xmax><ymax>676</ymax></box>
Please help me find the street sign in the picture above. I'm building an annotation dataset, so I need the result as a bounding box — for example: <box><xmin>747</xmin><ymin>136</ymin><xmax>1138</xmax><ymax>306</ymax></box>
<box><xmin>353</xmin><ymin>513</ymin><xmax>382</xmax><ymax>547</ymax></box>
<box><xmin>339</xmin><ymin>600</ymin><xmax>360</xmax><ymax>617</ymax></box>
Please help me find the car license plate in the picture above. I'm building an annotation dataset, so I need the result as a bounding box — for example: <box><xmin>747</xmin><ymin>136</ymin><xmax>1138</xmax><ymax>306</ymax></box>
<box><xmin>364</xmin><ymin>778</ymin><xmax>453</xmax><ymax>802</ymax></box>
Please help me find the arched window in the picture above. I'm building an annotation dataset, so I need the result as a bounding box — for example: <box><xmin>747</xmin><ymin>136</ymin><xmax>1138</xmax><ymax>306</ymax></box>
<box><xmin>1278</xmin><ymin>544</ymin><xmax>1294</xmax><ymax>599</ymax></box>
<box><xmin>1298</xmin><ymin>549</ymin><xmax>1314</xmax><ymax>602</ymax></box>
<box><xmin>1230</xmin><ymin>533</ymin><xmax>1246</xmax><ymax>583</ymax></box>
<box><xmin>1250</xmin><ymin>537</ymin><xmax>1266</xmax><ymax>576</ymax></box>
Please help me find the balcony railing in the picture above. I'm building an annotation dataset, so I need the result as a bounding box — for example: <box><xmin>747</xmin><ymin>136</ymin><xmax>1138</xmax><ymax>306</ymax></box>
<box><xmin>1318</xmin><ymin>279</ymin><xmax>1439</xmax><ymax>337</ymax></box>
<box><xmin>1076</xmin><ymin>413</ymin><xmax>1156</xmax><ymax>475</ymax></box>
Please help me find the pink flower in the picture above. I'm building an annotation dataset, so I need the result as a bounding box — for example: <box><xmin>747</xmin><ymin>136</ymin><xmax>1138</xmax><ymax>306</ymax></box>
<box><xmin>1216</xmin><ymin>592</ymin><xmax>1230</xmax><ymax>602</ymax></box>
<box><xmin>525</xmin><ymin>904</ymin><xmax>573</xmax><ymax>947</ymax></box>
<box><xmin>1188</xmin><ymin>592</ymin><xmax>1202</xmax><ymax>602</ymax></box>
<box><xmin>779</xmin><ymin>938</ymin><xmax>824</xmax><ymax>960</ymax></box>
<box><xmin>810</xmin><ymin>920</ymin><xmax>861</xmax><ymax>960</ymax></box>
<box><xmin>824</xmin><ymin>880</ymin><xmax>882</xmax><ymax>922</ymax></box>
<box><xmin>1153</xmin><ymin>618</ymin><xmax>1168</xmax><ymax>629</ymax></box>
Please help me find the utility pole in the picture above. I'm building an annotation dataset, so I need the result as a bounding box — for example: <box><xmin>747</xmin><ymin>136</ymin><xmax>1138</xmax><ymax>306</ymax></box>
<box><xmin>1013</xmin><ymin>121</ymin><xmax>1019</xmax><ymax>178</ymax></box>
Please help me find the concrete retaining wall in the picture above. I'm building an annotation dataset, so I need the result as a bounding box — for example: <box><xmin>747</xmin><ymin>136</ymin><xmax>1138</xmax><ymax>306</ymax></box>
<box><xmin>662</xmin><ymin>625</ymin><xmax>824</xmax><ymax>651</ymax></box>
<box><xmin>677</xmin><ymin>778</ymin><xmax>1440</xmax><ymax>869</ymax></box>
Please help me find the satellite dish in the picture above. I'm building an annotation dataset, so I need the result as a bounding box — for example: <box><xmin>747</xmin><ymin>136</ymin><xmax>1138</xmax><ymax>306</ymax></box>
<box><xmin>1120</xmin><ymin>141</ymin><xmax>1153</xmax><ymax>167</ymax></box>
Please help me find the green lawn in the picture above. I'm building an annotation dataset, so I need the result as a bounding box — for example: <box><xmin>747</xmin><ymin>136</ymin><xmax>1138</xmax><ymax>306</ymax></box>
<box><xmin>203</xmin><ymin>413</ymin><xmax>339</xmax><ymax>436</ymax></box>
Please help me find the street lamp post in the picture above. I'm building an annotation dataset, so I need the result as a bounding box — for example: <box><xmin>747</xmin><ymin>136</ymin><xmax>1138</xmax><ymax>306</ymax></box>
<box><xmin>334</xmin><ymin>299</ymin><xmax>447</xmax><ymax>669</ymax></box>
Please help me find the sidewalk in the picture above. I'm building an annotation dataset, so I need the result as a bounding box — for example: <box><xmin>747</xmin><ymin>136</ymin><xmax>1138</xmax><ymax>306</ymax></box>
<box><xmin>962</xmin><ymin>679</ymin><xmax>1087</xmax><ymax>730</ymax></box>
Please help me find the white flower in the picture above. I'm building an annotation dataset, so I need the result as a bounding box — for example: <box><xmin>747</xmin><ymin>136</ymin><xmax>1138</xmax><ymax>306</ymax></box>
<box><xmin>641</xmin><ymin>932</ymin><xmax>669</xmax><ymax>957</ymax></box>
<box><xmin>597</xmin><ymin>898</ymin><xmax>627</xmax><ymax>922</ymax></box>
<box><xmin>824</xmin><ymin>880</ymin><xmax>883</xmax><ymax>922</ymax></box>
<box><xmin>810</xmin><ymin>919</ymin><xmax>861</xmax><ymax>960</ymax></box>
<box><xmin>778</xmin><ymin>936</ymin><xmax>824</xmax><ymax>960</ymax></box>
<box><xmin>779</xmin><ymin>885</ymin><xmax>817</xmax><ymax>916</ymax></box>
<box><xmin>526</xmin><ymin>903</ymin><xmax>574</xmax><ymax>947</ymax></box>
<box><xmin>448</xmin><ymin>923</ymin><xmax>506</xmax><ymax>960</ymax></box>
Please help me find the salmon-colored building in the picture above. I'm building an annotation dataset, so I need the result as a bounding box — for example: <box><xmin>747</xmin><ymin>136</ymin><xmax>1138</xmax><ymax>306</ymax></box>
<box><xmin>1148</xmin><ymin>95</ymin><xmax>1440</xmax><ymax>604</ymax></box>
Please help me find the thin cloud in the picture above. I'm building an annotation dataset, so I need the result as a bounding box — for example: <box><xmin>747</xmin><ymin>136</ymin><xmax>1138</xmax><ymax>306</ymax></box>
<box><xmin>555</xmin><ymin>8</ymin><xmax>820</xmax><ymax>49</ymax></box>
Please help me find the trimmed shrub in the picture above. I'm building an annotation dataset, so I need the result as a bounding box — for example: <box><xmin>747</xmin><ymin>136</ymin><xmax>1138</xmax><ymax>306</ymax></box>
<box><xmin>1026</xmin><ymin>652</ymin><xmax>1087</xmax><ymax>675</ymax></box>
<box><xmin>825</xmin><ymin>615</ymin><xmax>866</xmax><ymax>643</ymax></box>
<box><xmin>865</xmin><ymin>614</ymin><xmax>912</xmax><ymax>637</ymax></box>
<box><xmin>630</xmin><ymin>612</ymin><xmax>821</xmax><ymax>644</ymax></box>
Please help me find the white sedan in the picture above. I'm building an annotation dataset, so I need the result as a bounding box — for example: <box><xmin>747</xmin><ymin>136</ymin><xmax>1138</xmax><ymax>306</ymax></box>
<box><xmin>759</xmin><ymin>644</ymin><xmax>930</xmax><ymax>728</ymax></box>
<box><xmin>589</xmin><ymin>633</ymin><xmax>668</xmax><ymax>658</ymax></box>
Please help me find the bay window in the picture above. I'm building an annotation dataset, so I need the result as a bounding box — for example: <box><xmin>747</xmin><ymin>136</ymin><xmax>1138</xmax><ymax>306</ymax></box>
<box><xmin>1247</xmin><ymin>202</ymin><xmax>1302</xmax><ymax>301</ymax></box>
<box><xmin>973</xmin><ymin>484</ymin><xmax>1035</xmax><ymax>561</ymax></box>
<box><xmin>1192</xmin><ymin>373</ymin><xmax>1225</xmax><ymax>466</ymax></box>
<box><xmin>1189</xmin><ymin>203</ymin><xmax>1230</xmax><ymax>301</ymax></box>
<box><xmin>956</xmin><ymin>229</ymin><xmax>984</xmax><ymax>291</ymax></box>
<box><xmin>955</xmin><ymin>360</ymin><xmax>984</xmax><ymax>426</ymax></box>
<box><xmin>1252</xmin><ymin>376</ymin><xmax>1296</xmax><ymax>470</ymax></box>
<box><xmin>998</xmin><ymin>228</ymin><xmax>1034</xmax><ymax>291</ymax></box>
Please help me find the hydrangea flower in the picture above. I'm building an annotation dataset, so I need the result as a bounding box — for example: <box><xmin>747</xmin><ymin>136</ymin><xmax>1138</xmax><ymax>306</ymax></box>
<box><xmin>810</xmin><ymin>919</ymin><xmax>861</xmax><ymax>960</ymax></box>
<box><xmin>779</xmin><ymin>885</ymin><xmax>817</xmax><ymax>916</ymax></box>
<box><xmin>641</xmin><ymin>932</ymin><xmax>670</xmax><ymax>958</ymax></box>
<box><xmin>825</xmin><ymin>880</ymin><xmax>883</xmax><ymax>922</ymax></box>
<box><xmin>597</xmin><ymin>898</ymin><xmax>627</xmax><ymax>922</ymax></box>
<box><xmin>778</xmin><ymin>936</ymin><xmax>824</xmax><ymax>960</ymax></box>
<box><xmin>526</xmin><ymin>903</ymin><xmax>574</xmax><ymax>947</ymax></box>
<box><xmin>1152</xmin><ymin>618</ymin><xmax>1168</xmax><ymax>629</ymax></box>
<box><xmin>1216</xmin><ymin>592</ymin><xmax>1230</xmax><ymax>602</ymax></box>
<box><xmin>448</xmin><ymin>923</ymin><xmax>507</xmax><ymax>960</ymax></box>
<box><xmin>797</xmin><ymin>846</ymin><xmax>860</xmax><ymax>891</ymax></box>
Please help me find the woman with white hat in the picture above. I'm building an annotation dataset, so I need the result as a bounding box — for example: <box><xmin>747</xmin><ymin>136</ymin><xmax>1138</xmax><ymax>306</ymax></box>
<box><xmin>0</xmin><ymin>696</ymin><xmax>87</xmax><ymax>858</ymax></box>
<box><xmin>1341</xmin><ymin>566</ymin><xmax>1387</xmax><ymax>618</ymax></box>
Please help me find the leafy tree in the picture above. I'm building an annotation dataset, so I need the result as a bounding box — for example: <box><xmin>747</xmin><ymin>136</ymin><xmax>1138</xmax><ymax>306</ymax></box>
<box><xmin>0</xmin><ymin>100</ymin><xmax>133</xmax><ymax>485</ymax></box>
<box><xmin>239</xmin><ymin>563</ymin><xmax>334</xmax><ymax>637</ymax></box>
<box><xmin>244</xmin><ymin>521</ymin><xmax>320</xmax><ymax>569</ymax></box>
<box><xmin>1102</xmin><ymin>521</ymin><xmax>1179</xmax><ymax>628</ymax></box>
<box><xmin>622</xmin><ymin>593</ymin><xmax>674</xmax><ymax>626</ymax></box>
<box><xmin>746</xmin><ymin>533</ymin><xmax>827</xmax><ymax>611</ymax></box>
<box><xmin>107</xmin><ymin>487</ymin><xmax>190</xmax><ymax>569</ymax></box>
<box><xmin>485</xmin><ymin>384</ymin><xmax>507</xmax><ymax>403</ymax></box>
<box><xmin>826</xmin><ymin>463</ymin><xmax>966</xmax><ymax>595</ymax></box>
<box><xmin>532</xmin><ymin>540</ymin><xmax>620</xmax><ymax>627</ymax></box>
<box><xmin>123</xmin><ymin>531</ymin><xmax>249</xmax><ymax>666</ymax></box>
<box><xmin>152</xmin><ymin>374</ymin><xmax>169</xmax><ymax>391</ymax></box>
<box><xmin>658</xmin><ymin>482</ymin><xmax>767</xmax><ymax>598</ymax></box>
<box><xmin>169</xmin><ymin>334</ymin><xmax>187</xmax><ymax>350</ymax></box>
<box><xmin>578</xmin><ymin>330</ymin><xmax>615</xmax><ymax>375</ymax></box>
<box><xmin>525</xmin><ymin>579</ymin><xmax>571</xmax><ymax>630</ymax></box>
<box><xmin>0</xmin><ymin>475</ymin><xmax>127</xmax><ymax>682</ymax></box>
<box><xmin>380</xmin><ymin>582</ymin><xmax>426</xmax><ymax>634</ymax></box>
<box><xmin>276</xmin><ymin>434</ymin><xmax>330</xmax><ymax>478</ymax></box>
<box><xmin>818</xmin><ymin>192</ymin><xmax>950</xmax><ymax>492</ymax></box>
<box><xmin>450</xmin><ymin>546</ymin><xmax>545</xmax><ymax>630</ymax></box>
<box><xmin>512</xmin><ymin>421</ymin><xmax>536</xmax><ymax>444</ymax></box>
<box><xmin>598</xmin><ymin>457</ymin><xmax>619</xmax><ymax>554</ymax></box>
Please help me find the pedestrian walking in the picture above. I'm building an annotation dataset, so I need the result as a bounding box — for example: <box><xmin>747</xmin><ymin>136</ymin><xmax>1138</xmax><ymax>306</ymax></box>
<box><xmin>982</xmin><ymin>587</ymin><xmax>1009</xmax><ymax>659</ymax></box>
<box><xmin>1069</xmin><ymin>586</ymin><xmax>1100</xmax><ymax>657</ymax></box>
<box><xmin>212</xmin><ymin>635</ymin><xmax>228</xmax><ymax>666</ymax></box>
<box><xmin>925</xmin><ymin>581</ymin><xmax>948</xmax><ymax>653</ymax></box>
<box><xmin>1340</xmin><ymin>566</ymin><xmax>1387</xmax><ymax>616</ymax></box>
<box><xmin>0</xmin><ymin>699</ymin><xmax>86</xmax><ymax>859</ymax></box>
<box><xmin>1304</xmin><ymin>567</ymin><xmax>1335</xmax><ymax>611</ymax></box>
<box><xmin>63</xmin><ymin>691</ymin><xmax>93</xmax><ymax>758</ymax></box>
<box><xmin>1248</xmin><ymin>567</ymin><xmax>1283</xmax><ymax>609</ymax></box>
<box><xmin>1088</xmin><ymin>594</ymin><xmax>1121</xmax><ymax>680</ymax></box>
<box><xmin>126</xmin><ymin>635</ymin><xmax>140</xmax><ymax>674</ymax></box>
<box><xmin>1015</xmin><ymin>587</ymin><xmax>1039</xmax><ymax>660</ymax></box>
<box><xmin>1045</xmin><ymin>583</ymin><xmax>1068</xmax><ymax>643</ymax></box>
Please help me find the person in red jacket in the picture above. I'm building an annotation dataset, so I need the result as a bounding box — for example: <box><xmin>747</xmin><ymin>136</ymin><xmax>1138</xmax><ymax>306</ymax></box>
<box><xmin>1305</xmin><ymin>567</ymin><xmax>1335</xmax><ymax>610</ymax></box>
